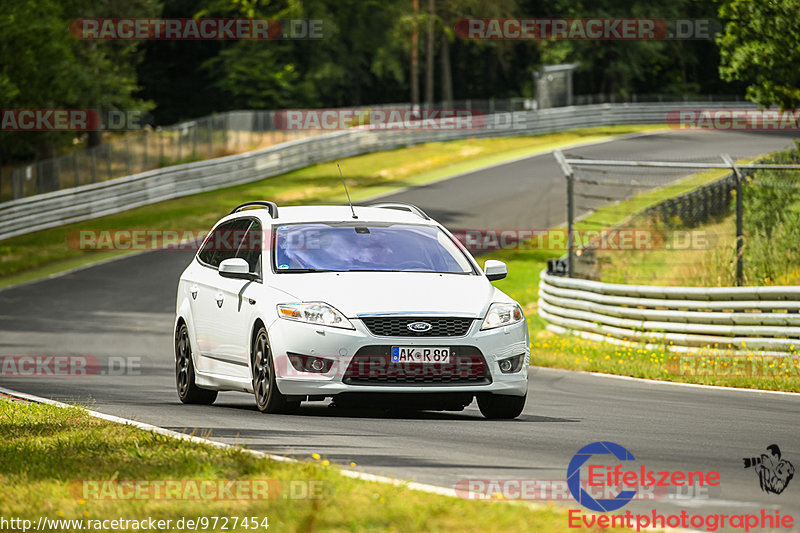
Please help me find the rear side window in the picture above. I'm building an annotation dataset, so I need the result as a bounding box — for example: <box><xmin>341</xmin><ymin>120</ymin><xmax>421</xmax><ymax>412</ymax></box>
<box><xmin>198</xmin><ymin>218</ymin><xmax>253</xmax><ymax>268</ymax></box>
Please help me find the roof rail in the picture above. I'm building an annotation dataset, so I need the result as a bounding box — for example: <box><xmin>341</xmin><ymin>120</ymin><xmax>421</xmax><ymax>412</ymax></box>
<box><xmin>367</xmin><ymin>202</ymin><xmax>430</xmax><ymax>220</ymax></box>
<box><xmin>230</xmin><ymin>201</ymin><xmax>279</xmax><ymax>219</ymax></box>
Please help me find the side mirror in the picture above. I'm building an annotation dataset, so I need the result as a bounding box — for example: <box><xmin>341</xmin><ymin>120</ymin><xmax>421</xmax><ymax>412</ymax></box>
<box><xmin>219</xmin><ymin>258</ymin><xmax>256</xmax><ymax>280</ymax></box>
<box><xmin>484</xmin><ymin>260</ymin><xmax>507</xmax><ymax>281</ymax></box>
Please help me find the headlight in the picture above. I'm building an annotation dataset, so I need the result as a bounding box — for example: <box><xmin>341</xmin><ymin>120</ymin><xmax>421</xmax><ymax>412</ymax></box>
<box><xmin>276</xmin><ymin>302</ymin><xmax>354</xmax><ymax>329</ymax></box>
<box><xmin>480</xmin><ymin>302</ymin><xmax>524</xmax><ymax>330</ymax></box>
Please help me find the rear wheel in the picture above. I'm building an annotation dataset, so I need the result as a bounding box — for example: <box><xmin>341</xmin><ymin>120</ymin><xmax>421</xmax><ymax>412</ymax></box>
<box><xmin>477</xmin><ymin>393</ymin><xmax>526</xmax><ymax>419</ymax></box>
<box><xmin>175</xmin><ymin>323</ymin><xmax>217</xmax><ymax>405</ymax></box>
<box><xmin>252</xmin><ymin>326</ymin><xmax>298</xmax><ymax>414</ymax></box>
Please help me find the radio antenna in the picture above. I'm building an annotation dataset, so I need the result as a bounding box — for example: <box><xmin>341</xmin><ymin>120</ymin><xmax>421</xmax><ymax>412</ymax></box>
<box><xmin>337</xmin><ymin>163</ymin><xmax>358</xmax><ymax>219</ymax></box>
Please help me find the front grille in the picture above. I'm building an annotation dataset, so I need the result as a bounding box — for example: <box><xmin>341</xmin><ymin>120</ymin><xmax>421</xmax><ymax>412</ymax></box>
<box><xmin>361</xmin><ymin>317</ymin><xmax>474</xmax><ymax>337</ymax></box>
<box><xmin>343</xmin><ymin>346</ymin><xmax>491</xmax><ymax>386</ymax></box>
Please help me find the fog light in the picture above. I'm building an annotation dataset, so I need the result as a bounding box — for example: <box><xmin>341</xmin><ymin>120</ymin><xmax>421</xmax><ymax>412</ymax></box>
<box><xmin>287</xmin><ymin>353</ymin><xmax>334</xmax><ymax>373</ymax></box>
<box><xmin>497</xmin><ymin>354</ymin><xmax>524</xmax><ymax>374</ymax></box>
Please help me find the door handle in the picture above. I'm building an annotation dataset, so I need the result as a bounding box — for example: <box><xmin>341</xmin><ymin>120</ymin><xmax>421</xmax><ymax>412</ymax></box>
<box><xmin>215</xmin><ymin>292</ymin><xmax>224</xmax><ymax>308</ymax></box>
<box><xmin>190</xmin><ymin>285</ymin><xmax>198</xmax><ymax>300</ymax></box>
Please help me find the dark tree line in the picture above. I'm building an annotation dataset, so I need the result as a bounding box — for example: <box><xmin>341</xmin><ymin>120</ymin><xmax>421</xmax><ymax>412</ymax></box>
<box><xmin>2</xmin><ymin>0</ymin><xmax>798</xmax><ymax>163</ymax></box>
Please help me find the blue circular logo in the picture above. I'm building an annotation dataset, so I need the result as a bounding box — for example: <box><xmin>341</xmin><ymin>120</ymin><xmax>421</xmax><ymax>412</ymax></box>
<box><xmin>567</xmin><ymin>441</ymin><xmax>637</xmax><ymax>512</ymax></box>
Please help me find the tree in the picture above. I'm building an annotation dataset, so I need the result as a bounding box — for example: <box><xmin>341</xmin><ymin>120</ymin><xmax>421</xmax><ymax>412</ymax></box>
<box><xmin>0</xmin><ymin>0</ymin><xmax>83</xmax><ymax>163</ymax></box>
<box><xmin>197</xmin><ymin>0</ymin><xmax>410</xmax><ymax>109</ymax></box>
<box><xmin>0</xmin><ymin>0</ymin><xmax>158</xmax><ymax>169</ymax></box>
<box><xmin>61</xmin><ymin>0</ymin><xmax>161</xmax><ymax>147</ymax></box>
<box><xmin>717</xmin><ymin>0</ymin><xmax>800</xmax><ymax>109</ymax></box>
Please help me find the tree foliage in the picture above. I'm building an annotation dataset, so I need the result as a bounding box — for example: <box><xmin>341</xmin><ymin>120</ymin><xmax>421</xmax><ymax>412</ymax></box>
<box><xmin>717</xmin><ymin>0</ymin><xmax>800</xmax><ymax>109</ymax></box>
<box><xmin>5</xmin><ymin>0</ymin><xmax>793</xmax><ymax>163</ymax></box>
<box><xmin>0</xmin><ymin>0</ymin><xmax>159</xmax><ymax>161</ymax></box>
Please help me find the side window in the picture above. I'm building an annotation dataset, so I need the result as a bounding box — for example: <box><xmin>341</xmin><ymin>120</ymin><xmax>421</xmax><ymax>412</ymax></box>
<box><xmin>197</xmin><ymin>218</ymin><xmax>252</xmax><ymax>269</ymax></box>
<box><xmin>236</xmin><ymin>219</ymin><xmax>263</xmax><ymax>276</ymax></box>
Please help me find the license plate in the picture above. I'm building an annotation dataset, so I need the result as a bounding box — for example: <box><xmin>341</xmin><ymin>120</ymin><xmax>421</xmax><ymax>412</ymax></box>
<box><xmin>391</xmin><ymin>346</ymin><xmax>450</xmax><ymax>363</ymax></box>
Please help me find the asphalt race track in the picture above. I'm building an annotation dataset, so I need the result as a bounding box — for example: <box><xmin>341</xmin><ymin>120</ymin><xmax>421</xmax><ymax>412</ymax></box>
<box><xmin>2</xmin><ymin>130</ymin><xmax>799</xmax><ymax>521</ymax></box>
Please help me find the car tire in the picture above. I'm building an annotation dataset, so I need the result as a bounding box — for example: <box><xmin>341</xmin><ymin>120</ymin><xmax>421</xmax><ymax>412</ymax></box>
<box><xmin>477</xmin><ymin>393</ymin><xmax>526</xmax><ymax>420</ymax></box>
<box><xmin>252</xmin><ymin>326</ymin><xmax>299</xmax><ymax>414</ymax></box>
<box><xmin>175</xmin><ymin>323</ymin><xmax>218</xmax><ymax>405</ymax></box>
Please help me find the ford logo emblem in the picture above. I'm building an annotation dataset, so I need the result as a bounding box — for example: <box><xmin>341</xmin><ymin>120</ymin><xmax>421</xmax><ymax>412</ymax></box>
<box><xmin>407</xmin><ymin>321</ymin><xmax>432</xmax><ymax>332</ymax></box>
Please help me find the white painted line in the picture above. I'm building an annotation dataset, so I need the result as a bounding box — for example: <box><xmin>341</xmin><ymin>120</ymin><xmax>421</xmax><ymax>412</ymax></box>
<box><xmin>534</xmin><ymin>365</ymin><xmax>800</xmax><ymax>398</ymax></box>
<box><xmin>0</xmin><ymin>385</ymin><xmax>466</xmax><ymax>500</ymax></box>
<box><xmin>0</xmin><ymin>250</ymin><xmax>156</xmax><ymax>294</ymax></box>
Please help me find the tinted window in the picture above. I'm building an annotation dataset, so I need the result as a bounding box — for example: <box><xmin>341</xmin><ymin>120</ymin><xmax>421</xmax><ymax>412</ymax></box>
<box><xmin>198</xmin><ymin>218</ymin><xmax>253</xmax><ymax>268</ymax></box>
<box><xmin>274</xmin><ymin>223</ymin><xmax>474</xmax><ymax>274</ymax></box>
<box><xmin>236</xmin><ymin>219</ymin><xmax>263</xmax><ymax>275</ymax></box>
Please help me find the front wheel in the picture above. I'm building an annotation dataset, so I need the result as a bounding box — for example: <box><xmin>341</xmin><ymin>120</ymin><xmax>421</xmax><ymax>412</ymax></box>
<box><xmin>175</xmin><ymin>323</ymin><xmax>217</xmax><ymax>405</ymax></box>
<box><xmin>477</xmin><ymin>393</ymin><xmax>526</xmax><ymax>419</ymax></box>
<box><xmin>252</xmin><ymin>327</ymin><xmax>298</xmax><ymax>414</ymax></box>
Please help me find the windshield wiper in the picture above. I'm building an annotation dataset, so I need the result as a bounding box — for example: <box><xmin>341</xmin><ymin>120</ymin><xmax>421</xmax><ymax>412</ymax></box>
<box><xmin>276</xmin><ymin>268</ymin><xmax>338</xmax><ymax>273</ymax></box>
<box><xmin>343</xmin><ymin>269</ymin><xmax>438</xmax><ymax>272</ymax></box>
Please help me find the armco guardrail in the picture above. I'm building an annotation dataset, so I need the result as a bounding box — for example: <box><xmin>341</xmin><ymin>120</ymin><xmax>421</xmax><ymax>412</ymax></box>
<box><xmin>538</xmin><ymin>270</ymin><xmax>800</xmax><ymax>353</ymax></box>
<box><xmin>0</xmin><ymin>101</ymin><xmax>756</xmax><ymax>241</ymax></box>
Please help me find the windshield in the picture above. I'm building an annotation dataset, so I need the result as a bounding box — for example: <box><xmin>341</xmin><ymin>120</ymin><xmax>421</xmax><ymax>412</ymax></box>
<box><xmin>273</xmin><ymin>223</ymin><xmax>474</xmax><ymax>274</ymax></box>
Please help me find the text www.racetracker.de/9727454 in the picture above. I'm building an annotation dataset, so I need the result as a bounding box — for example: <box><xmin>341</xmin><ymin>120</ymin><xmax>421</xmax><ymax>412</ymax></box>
<box><xmin>1</xmin><ymin>515</ymin><xmax>270</xmax><ymax>531</ymax></box>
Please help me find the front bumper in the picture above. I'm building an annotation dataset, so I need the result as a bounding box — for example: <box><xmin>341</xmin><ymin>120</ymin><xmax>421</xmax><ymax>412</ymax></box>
<box><xmin>267</xmin><ymin>316</ymin><xmax>529</xmax><ymax>397</ymax></box>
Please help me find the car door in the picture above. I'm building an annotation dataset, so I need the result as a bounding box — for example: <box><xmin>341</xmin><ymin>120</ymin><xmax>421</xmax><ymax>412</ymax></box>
<box><xmin>192</xmin><ymin>218</ymin><xmax>252</xmax><ymax>374</ymax></box>
<box><xmin>212</xmin><ymin>218</ymin><xmax>264</xmax><ymax>377</ymax></box>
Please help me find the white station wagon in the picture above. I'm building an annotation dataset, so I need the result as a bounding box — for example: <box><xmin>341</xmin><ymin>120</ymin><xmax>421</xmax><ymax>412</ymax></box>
<box><xmin>174</xmin><ymin>201</ymin><xmax>529</xmax><ymax>419</ymax></box>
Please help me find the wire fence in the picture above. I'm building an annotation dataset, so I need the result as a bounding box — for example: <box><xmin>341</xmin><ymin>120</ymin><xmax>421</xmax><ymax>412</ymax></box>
<box><xmin>0</xmin><ymin>94</ymin><xmax>744</xmax><ymax>204</ymax></box>
<box><xmin>572</xmin><ymin>93</ymin><xmax>745</xmax><ymax>106</ymax></box>
<box><xmin>0</xmin><ymin>112</ymin><xmax>324</xmax><ymax>202</ymax></box>
<box><xmin>551</xmin><ymin>150</ymin><xmax>800</xmax><ymax>287</ymax></box>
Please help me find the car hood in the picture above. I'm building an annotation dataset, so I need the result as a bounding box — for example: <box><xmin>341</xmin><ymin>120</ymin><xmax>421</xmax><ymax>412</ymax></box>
<box><xmin>267</xmin><ymin>272</ymin><xmax>500</xmax><ymax>317</ymax></box>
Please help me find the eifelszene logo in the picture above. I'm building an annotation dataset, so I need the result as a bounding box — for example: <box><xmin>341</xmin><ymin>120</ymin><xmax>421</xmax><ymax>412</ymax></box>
<box><xmin>567</xmin><ymin>441</ymin><xmax>638</xmax><ymax>512</ymax></box>
<box><xmin>567</xmin><ymin>441</ymin><xmax>721</xmax><ymax>513</ymax></box>
<box><xmin>743</xmin><ymin>444</ymin><xmax>795</xmax><ymax>494</ymax></box>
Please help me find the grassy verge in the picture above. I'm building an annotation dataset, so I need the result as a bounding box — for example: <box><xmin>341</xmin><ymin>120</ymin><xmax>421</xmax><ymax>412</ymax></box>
<box><xmin>593</xmin><ymin>215</ymin><xmax>737</xmax><ymax>286</ymax></box>
<box><xmin>482</xmin><ymin>246</ymin><xmax>800</xmax><ymax>393</ymax></box>
<box><xmin>0</xmin><ymin>124</ymin><xmax>662</xmax><ymax>288</ymax></box>
<box><xmin>574</xmin><ymin>167</ymin><xmax>733</xmax><ymax>231</ymax></box>
<box><xmin>532</xmin><ymin>334</ymin><xmax>800</xmax><ymax>391</ymax></box>
<box><xmin>0</xmin><ymin>398</ymin><xmax>582</xmax><ymax>533</ymax></box>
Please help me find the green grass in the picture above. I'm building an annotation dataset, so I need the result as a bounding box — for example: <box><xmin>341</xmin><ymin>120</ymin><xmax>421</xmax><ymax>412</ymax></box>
<box><xmin>592</xmin><ymin>215</ymin><xmax>737</xmax><ymax>286</ymax></box>
<box><xmin>0</xmin><ymin>124</ymin><xmax>662</xmax><ymax>288</ymax></box>
<box><xmin>574</xmin><ymin>167</ymin><xmax>733</xmax><ymax>232</ymax></box>
<box><xmin>0</xmin><ymin>399</ymin><xmax>586</xmax><ymax>533</ymax></box>
<box><xmin>531</xmin><ymin>334</ymin><xmax>800</xmax><ymax>392</ymax></box>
